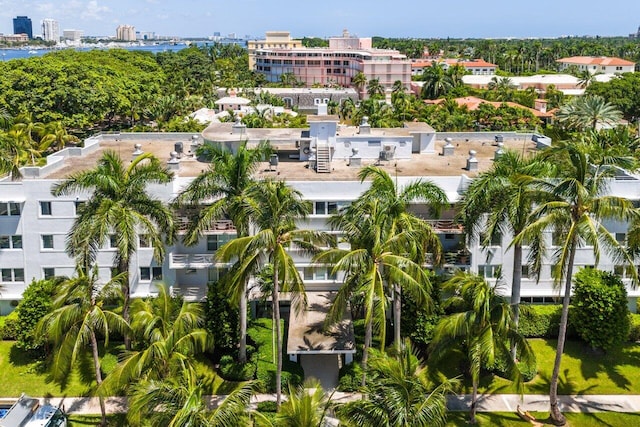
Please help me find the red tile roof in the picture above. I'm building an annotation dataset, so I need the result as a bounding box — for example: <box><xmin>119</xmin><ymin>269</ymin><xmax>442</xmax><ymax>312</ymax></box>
<box><xmin>425</xmin><ymin>96</ymin><xmax>553</xmax><ymax>118</ymax></box>
<box><xmin>412</xmin><ymin>59</ymin><xmax>497</xmax><ymax>69</ymax></box>
<box><xmin>556</xmin><ymin>56</ymin><xmax>635</xmax><ymax>66</ymax></box>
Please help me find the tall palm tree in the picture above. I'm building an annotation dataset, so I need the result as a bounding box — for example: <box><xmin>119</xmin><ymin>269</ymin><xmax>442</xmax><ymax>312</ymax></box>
<box><xmin>51</xmin><ymin>150</ymin><xmax>175</xmax><ymax>348</ymax></box>
<box><xmin>128</xmin><ymin>365</ymin><xmax>255</xmax><ymax>427</ymax></box>
<box><xmin>101</xmin><ymin>285</ymin><xmax>212</xmax><ymax>394</ymax></box>
<box><xmin>37</xmin><ymin>267</ymin><xmax>129</xmax><ymax>427</ymax></box>
<box><xmin>459</xmin><ymin>151</ymin><xmax>551</xmax><ymax>347</ymax></box>
<box><xmin>217</xmin><ymin>179</ymin><xmax>332</xmax><ymax>408</ymax></box>
<box><xmin>254</xmin><ymin>379</ymin><xmax>334</xmax><ymax>427</ymax></box>
<box><xmin>555</xmin><ymin>94</ymin><xmax>622</xmax><ymax>131</ymax></box>
<box><xmin>175</xmin><ymin>140</ymin><xmax>271</xmax><ymax>363</ymax></box>
<box><xmin>338</xmin><ymin>340</ymin><xmax>454</xmax><ymax>427</ymax></box>
<box><xmin>515</xmin><ymin>140</ymin><xmax>638</xmax><ymax>426</ymax></box>
<box><xmin>352</xmin><ymin>72</ymin><xmax>367</xmax><ymax>99</ymax></box>
<box><xmin>366</xmin><ymin>78</ymin><xmax>385</xmax><ymax>99</ymax></box>
<box><xmin>317</xmin><ymin>198</ymin><xmax>433</xmax><ymax>386</ymax></box>
<box><xmin>430</xmin><ymin>272</ymin><xmax>533</xmax><ymax>424</ymax></box>
<box><xmin>357</xmin><ymin>166</ymin><xmax>447</xmax><ymax>346</ymax></box>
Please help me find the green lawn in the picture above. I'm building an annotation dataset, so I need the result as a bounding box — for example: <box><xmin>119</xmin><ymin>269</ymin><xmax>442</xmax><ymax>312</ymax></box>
<box><xmin>0</xmin><ymin>341</ymin><xmax>91</xmax><ymax>397</ymax></box>
<box><xmin>483</xmin><ymin>339</ymin><xmax>640</xmax><ymax>395</ymax></box>
<box><xmin>447</xmin><ymin>412</ymin><xmax>640</xmax><ymax>426</ymax></box>
<box><xmin>433</xmin><ymin>338</ymin><xmax>640</xmax><ymax>395</ymax></box>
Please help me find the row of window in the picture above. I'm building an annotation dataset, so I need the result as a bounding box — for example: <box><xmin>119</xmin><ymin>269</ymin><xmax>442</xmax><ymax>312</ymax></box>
<box><xmin>0</xmin><ymin>267</ymin><xmax>163</xmax><ymax>283</ymax></box>
<box><xmin>0</xmin><ymin>234</ymin><xmax>155</xmax><ymax>250</ymax></box>
<box><xmin>0</xmin><ymin>201</ymin><xmax>85</xmax><ymax>217</ymax></box>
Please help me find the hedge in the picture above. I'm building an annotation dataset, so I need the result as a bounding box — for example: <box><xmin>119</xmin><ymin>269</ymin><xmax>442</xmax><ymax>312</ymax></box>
<box><xmin>629</xmin><ymin>313</ymin><xmax>640</xmax><ymax>342</ymax></box>
<box><xmin>518</xmin><ymin>304</ymin><xmax>578</xmax><ymax>339</ymax></box>
<box><xmin>247</xmin><ymin>318</ymin><xmax>304</xmax><ymax>393</ymax></box>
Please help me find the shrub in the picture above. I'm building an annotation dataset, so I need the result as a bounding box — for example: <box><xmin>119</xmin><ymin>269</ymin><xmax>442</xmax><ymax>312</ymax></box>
<box><xmin>218</xmin><ymin>354</ymin><xmax>256</xmax><ymax>381</ymax></box>
<box><xmin>13</xmin><ymin>279</ymin><xmax>58</xmax><ymax>352</ymax></box>
<box><xmin>518</xmin><ymin>304</ymin><xmax>562</xmax><ymax>338</ymax></box>
<box><xmin>0</xmin><ymin>310</ymin><xmax>19</xmax><ymax>340</ymax></box>
<box><xmin>256</xmin><ymin>401</ymin><xmax>277</xmax><ymax>413</ymax></box>
<box><xmin>337</xmin><ymin>362</ymin><xmax>364</xmax><ymax>392</ymax></box>
<box><xmin>100</xmin><ymin>353</ymin><xmax>118</xmax><ymax>376</ymax></box>
<box><xmin>487</xmin><ymin>345</ymin><xmax>537</xmax><ymax>382</ymax></box>
<box><xmin>204</xmin><ymin>280</ymin><xmax>239</xmax><ymax>355</ymax></box>
<box><xmin>401</xmin><ymin>274</ymin><xmax>443</xmax><ymax>350</ymax></box>
<box><xmin>628</xmin><ymin>314</ymin><xmax>640</xmax><ymax>342</ymax></box>
<box><xmin>572</xmin><ymin>268</ymin><xmax>630</xmax><ymax>351</ymax></box>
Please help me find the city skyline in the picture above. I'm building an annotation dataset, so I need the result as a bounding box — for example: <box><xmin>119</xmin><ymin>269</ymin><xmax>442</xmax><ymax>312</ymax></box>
<box><xmin>0</xmin><ymin>0</ymin><xmax>639</xmax><ymax>39</ymax></box>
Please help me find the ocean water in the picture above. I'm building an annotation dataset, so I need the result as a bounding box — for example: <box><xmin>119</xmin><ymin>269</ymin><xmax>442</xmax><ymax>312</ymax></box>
<box><xmin>0</xmin><ymin>43</ymin><xmax>200</xmax><ymax>62</ymax></box>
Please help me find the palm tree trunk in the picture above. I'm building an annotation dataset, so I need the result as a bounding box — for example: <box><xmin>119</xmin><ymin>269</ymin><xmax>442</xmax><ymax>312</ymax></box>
<box><xmin>393</xmin><ymin>283</ymin><xmax>402</xmax><ymax>349</ymax></box>
<box><xmin>90</xmin><ymin>330</ymin><xmax>107</xmax><ymax>427</ymax></box>
<box><xmin>238</xmin><ymin>279</ymin><xmax>248</xmax><ymax>363</ymax></box>
<box><xmin>511</xmin><ymin>243</ymin><xmax>523</xmax><ymax>360</ymax></box>
<box><xmin>549</xmin><ymin>242</ymin><xmax>575</xmax><ymax>427</ymax></box>
<box><xmin>273</xmin><ymin>267</ymin><xmax>282</xmax><ymax>409</ymax></box>
<box><xmin>361</xmin><ymin>316</ymin><xmax>372</xmax><ymax>387</ymax></box>
<box><xmin>119</xmin><ymin>257</ymin><xmax>131</xmax><ymax>351</ymax></box>
<box><xmin>470</xmin><ymin>378</ymin><xmax>478</xmax><ymax>424</ymax></box>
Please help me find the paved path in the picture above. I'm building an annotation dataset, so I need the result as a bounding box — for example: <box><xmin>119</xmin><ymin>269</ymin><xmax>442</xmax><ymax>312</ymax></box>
<box><xmin>26</xmin><ymin>393</ymin><xmax>640</xmax><ymax>415</ymax></box>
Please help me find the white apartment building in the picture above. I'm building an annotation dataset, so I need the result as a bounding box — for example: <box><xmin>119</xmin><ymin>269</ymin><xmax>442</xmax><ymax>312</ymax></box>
<box><xmin>62</xmin><ymin>29</ymin><xmax>83</xmax><ymax>43</ymax></box>
<box><xmin>41</xmin><ymin>19</ymin><xmax>59</xmax><ymax>43</ymax></box>
<box><xmin>2</xmin><ymin>123</ymin><xmax>640</xmax><ymax>357</ymax></box>
<box><xmin>557</xmin><ymin>56</ymin><xmax>635</xmax><ymax>75</ymax></box>
<box><xmin>116</xmin><ymin>25</ymin><xmax>136</xmax><ymax>41</ymax></box>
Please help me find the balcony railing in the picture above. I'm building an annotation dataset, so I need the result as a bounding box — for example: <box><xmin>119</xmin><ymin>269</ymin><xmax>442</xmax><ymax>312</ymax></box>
<box><xmin>426</xmin><ymin>250</ymin><xmax>471</xmax><ymax>266</ymax></box>
<box><xmin>170</xmin><ymin>253</ymin><xmax>216</xmax><ymax>269</ymax></box>
<box><xmin>424</xmin><ymin>220</ymin><xmax>464</xmax><ymax>234</ymax></box>
<box><xmin>170</xmin><ymin>285</ymin><xmax>206</xmax><ymax>301</ymax></box>
<box><xmin>176</xmin><ymin>217</ymin><xmax>236</xmax><ymax>233</ymax></box>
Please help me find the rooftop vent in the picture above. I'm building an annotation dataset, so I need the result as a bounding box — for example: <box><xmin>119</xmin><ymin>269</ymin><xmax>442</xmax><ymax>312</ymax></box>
<box><xmin>466</xmin><ymin>149</ymin><xmax>478</xmax><ymax>171</ymax></box>
<box><xmin>442</xmin><ymin>137</ymin><xmax>454</xmax><ymax>156</ymax></box>
<box><xmin>132</xmin><ymin>143</ymin><xmax>143</xmax><ymax>157</ymax></box>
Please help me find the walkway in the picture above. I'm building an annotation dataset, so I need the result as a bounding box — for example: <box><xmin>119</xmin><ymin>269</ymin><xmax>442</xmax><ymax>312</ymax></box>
<box><xmin>25</xmin><ymin>393</ymin><xmax>640</xmax><ymax>415</ymax></box>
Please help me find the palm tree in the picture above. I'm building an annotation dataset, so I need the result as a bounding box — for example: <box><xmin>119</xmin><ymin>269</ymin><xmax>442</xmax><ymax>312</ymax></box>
<box><xmin>515</xmin><ymin>140</ymin><xmax>638</xmax><ymax>426</ymax></box>
<box><xmin>317</xmin><ymin>197</ymin><xmax>434</xmax><ymax>386</ymax></box>
<box><xmin>420</xmin><ymin>62</ymin><xmax>453</xmax><ymax>100</ymax></box>
<box><xmin>37</xmin><ymin>267</ymin><xmax>129</xmax><ymax>427</ymax></box>
<box><xmin>338</xmin><ymin>340</ymin><xmax>454</xmax><ymax>427</ymax></box>
<box><xmin>366</xmin><ymin>78</ymin><xmax>385</xmax><ymax>99</ymax></box>
<box><xmin>430</xmin><ymin>272</ymin><xmax>533</xmax><ymax>424</ymax></box>
<box><xmin>128</xmin><ymin>365</ymin><xmax>255</xmax><ymax>427</ymax></box>
<box><xmin>175</xmin><ymin>140</ymin><xmax>271</xmax><ymax>363</ymax></box>
<box><xmin>555</xmin><ymin>94</ymin><xmax>622</xmax><ymax>131</ymax></box>
<box><xmin>352</xmin><ymin>72</ymin><xmax>367</xmax><ymax>99</ymax></box>
<box><xmin>217</xmin><ymin>179</ymin><xmax>332</xmax><ymax>408</ymax></box>
<box><xmin>51</xmin><ymin>150</ymin><xmax>175</xmax><ymax>348</ymax></box>
<box><xmin>40</xmin><ymin>121</ymin><xmax>79</xmax><ymax>153</ymax></box>
<box><xmin>101</xmin><ymin>285</ymin><xmax>212</xmax><ymax>394</ymax></box>
<box><xmin>254</xmin><ymin>379</ymin><xmax>334</xmax><ymax>427</ymax></box>
<box><xmin>356</xmin><ymin>166</ymin><xmax>447</xmax><ymax>347</ymax></box>
<box><xmin>576</xmin><ymin>69</ymin><xmax>602</xmax><ymax>89</ymax></box>
<box><xmin>458</xmin><ymin>151</ymin><xmax>551</xmax><ymax>349</ymax></box>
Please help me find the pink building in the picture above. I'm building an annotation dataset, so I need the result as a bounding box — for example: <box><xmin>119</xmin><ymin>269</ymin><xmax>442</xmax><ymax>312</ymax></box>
<box><xmin>252</xmin><ymin>30</ymin><xmax>411</xmax><ymax>98</ymax></box>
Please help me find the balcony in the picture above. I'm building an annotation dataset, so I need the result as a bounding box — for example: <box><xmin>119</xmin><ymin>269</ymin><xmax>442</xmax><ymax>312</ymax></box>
<box><xmin>170</xmin><ymin>285</ymin><xmax>206</xmax><ymax>301</ymax></box>
<box><xmin>424</xmin><ymin>220</ymin><xmax>464</xmax><ymax>234</ymax></box>
<box><xmin>176</xmin><ymin>217</ymin><xmax>236</xmax><ymax>234</ymax></box>
<box><xmin>170</xmin><ymin>253</ymin><xmax>216</xmax><ymax>269</ymax></box>
<box><xmin>426</xmin><ymin>250</ymin><xmax>471</xmax><ymax>267</ymax></box>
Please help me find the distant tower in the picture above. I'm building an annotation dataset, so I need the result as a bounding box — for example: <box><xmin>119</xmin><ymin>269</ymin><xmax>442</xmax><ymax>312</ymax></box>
<box><xmin>116</xmin><ymin>25</ymin><xmax>136</xmax><ymax>41</ymax></box>
<box><xmin>41</xmin><ymin>19</ymin><xmax>60</xmax><ymax>42</ymax></box>
<box><xmin>13</xmin><ymin>16</ymin><xmax>33</xmax><ymax>39</ymax></box>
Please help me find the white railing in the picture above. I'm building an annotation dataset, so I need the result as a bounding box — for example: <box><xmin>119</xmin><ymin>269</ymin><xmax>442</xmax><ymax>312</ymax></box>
<box><xmin>170</xmin><ymin>253</ymin><xmax>216</xmax><ymax>269</ymax></box>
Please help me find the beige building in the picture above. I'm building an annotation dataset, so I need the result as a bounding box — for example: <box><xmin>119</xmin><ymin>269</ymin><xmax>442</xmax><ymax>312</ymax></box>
<box><xmin>248</xmin><ymin>31</ymin><xmax>303</xmax><ymax>68</ymax></box>
<box><xmin>116</xmin><ymin>24</ymin><xmax>136</xmax><ymax>41</ymax></box>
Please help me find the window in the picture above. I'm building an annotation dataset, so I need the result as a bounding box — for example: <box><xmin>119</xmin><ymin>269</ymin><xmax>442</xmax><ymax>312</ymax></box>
<box><xmin>1</xmin><ymin>268</ymin><xmax>24</xmax><ymax>282</ymax></box>
<box><xmin>74</xmin><ymin>201</ymin><xmax>85</xmax><ymax>216</ymax></box>
<box><xmin>551</xmin><ymin>232</ymin><xmax>563</xmax><ymax>247</ymax></box>
<box><xmin>43</xmin><ymin>268</ymin><xmax>55</xmax><ymax>279</ymax></box>
<box><xmin>481</xmin><ymin>232</ymin><xmax>501</xmax><ymax>246</ymax></box>
<box><xmin>521</xmin><ymin>265</ymin><xmax>530</xmax><ymax>279</ymax></box>
<box><xmin>0</xmin><ymin>202</ymin><xmax>21</xmax><ymax>216</ymax></box>
<box><xmin>315</xmin><ymin>202</ymin><xmax>326</xmax><ymax>215</ymax></box>
<box><xmin>40</xmin><ymin>201</ymin><xmax>52</xmax><ymax>216</ymax></box>
<box><xmin>0</xmin><ymin>235</ymin><xmax>22</xmax><ymax>249</ymax></box>
<box><xmin>444</xmin><ymin>233</ymin><xmax>455</xmax><ymax>240</ymax></box>
<box><xmin>207</xmin><ymin>234</ymin><xmax>235</xmax><ymax>251</ymax></box>
<box><xmin>139</xmin><ymin>234</ymin><xmax>152</xmax><ymax>248</ymax></box>
<box><xmin>303</xmin><ymin>267</ymin><xmax>336</xmax><ymax>281</ymax></box>
<box><xmin>42</xmin><ymin>235</ymin><xmax>54</xmax><ymax>249</ymax></box>
<box><xmin>140</xmin><ymin>267</ymin><xmax>163</xmax><ymax>281</ymax></box>
<box><xmin>109</xmin><ymin>234</ymin><xmax>117</xmax><ymax>248</ymax></box>
<box><xmin>478</xmin><ymin>264</ymin><xmax>500</xmax><ymax>278</ymax></box>
<box><xmin>615</xmin><ymin>233</ymin><xmax>626</xmax><ymax>244</ymax></box>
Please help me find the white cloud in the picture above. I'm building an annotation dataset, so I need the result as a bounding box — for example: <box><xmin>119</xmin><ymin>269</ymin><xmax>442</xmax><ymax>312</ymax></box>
<box><xmin>80</xmin><ymin>0</ymin><xmax>110</xmax><ymax>21</ymax></box>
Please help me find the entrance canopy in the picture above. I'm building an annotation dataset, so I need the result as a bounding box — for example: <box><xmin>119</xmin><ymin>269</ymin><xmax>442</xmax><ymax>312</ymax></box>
<box><xmin>287</xmin><ymin>292</ymin><xmax>356</xmax><ymax>355</ymax></box>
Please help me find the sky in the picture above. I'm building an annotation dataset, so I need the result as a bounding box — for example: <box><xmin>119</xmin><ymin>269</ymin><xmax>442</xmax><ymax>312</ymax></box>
<box><xmin>1</xmin><ymin>0</ymin><xmax>639</xmax><ymax>39</ymax></box>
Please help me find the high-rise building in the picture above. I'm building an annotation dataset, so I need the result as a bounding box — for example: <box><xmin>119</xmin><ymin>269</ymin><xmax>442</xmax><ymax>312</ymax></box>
<box><xmin>13</xmin><ymin>16</ymin><xmax>33</xmax><ymax>39</ymax></box>
<box><xmin>63</xmin><ymin>29</ymin><xmax>84</xmax><ymax>43</ymax></box>
<box><xmin>116</xmin><ymin>25</ymin><xmax>136</xmax><ymax>41</ymax></box>
<box><xmin>41</xmin><ymin>19</ymin><xmax>60</xmax><ymax>42</ymax></box>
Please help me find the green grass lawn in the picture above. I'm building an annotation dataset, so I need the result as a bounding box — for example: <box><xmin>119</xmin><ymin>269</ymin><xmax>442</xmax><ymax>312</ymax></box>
<box><xmin>433</xmin><ymin>338</ymin><xmax>640</xmax><ymax>395</ymax></box>
<box><xmin>446</xmin><ymin>412</ymin><xmax>640</xmax><ymax>426</ymax></box>
<box><xmin>0</xmin><ymin>341</ymin><xmax>91</xmax><ymax>397</ymax></box>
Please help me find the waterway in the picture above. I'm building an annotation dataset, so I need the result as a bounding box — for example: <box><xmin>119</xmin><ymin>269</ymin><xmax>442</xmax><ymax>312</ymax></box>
<box><xmin>0</xmin><ymin>43</ymin><xmax>203</xmax><ymax>61</ymax></box>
